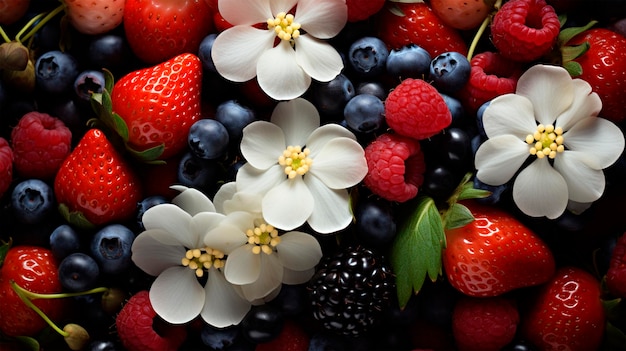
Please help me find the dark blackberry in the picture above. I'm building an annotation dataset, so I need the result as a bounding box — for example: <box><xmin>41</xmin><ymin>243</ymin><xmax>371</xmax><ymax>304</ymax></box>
<box><xmin>307</xmin><ymin>246</ymin><xmax>394</xmax><ymax>337</ymax></box>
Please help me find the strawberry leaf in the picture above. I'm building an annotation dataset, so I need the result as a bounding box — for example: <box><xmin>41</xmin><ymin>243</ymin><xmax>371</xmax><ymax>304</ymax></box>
<box><xmin>563</xmin><ymin>60</ymin><xmax>583</xmax><ymax>77</ymax></box>
<box><xmin>444</xmin><ymin>203</ymin><xmax>474</xmax><ymax>230</ymax></box>
<box><xmin>126</xmin><ymin>143</ymin><xmax>166</xmax><ymax>164</ymax></box>
<box><xmin>58</xmin><ymin>204</ymin><xmax>96</xmax><ymax>231</ymax></box>
<box><xmin>391</xmin><ymin>196</ymin><xmax>445</xmax><ymax>308</ymax></box>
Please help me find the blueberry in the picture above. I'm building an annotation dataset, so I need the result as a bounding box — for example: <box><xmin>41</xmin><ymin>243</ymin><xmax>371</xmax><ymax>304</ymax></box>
<box><xmin>348</xmin><ymin>36</ymin><xmax>389</xmax><ymax>77</ymax></box>
<box><xmin>90</xmin><ymin>224</ymin><xmax>135</xmax><ymax>275</ymax></box>
<box><xmin>440</xmin><ymin>94</ymin><xmax>466</xmax><ymax>128</ymax></box>
<box><xmin>198</xmin><ymin>33</ymin><xmax>218</xmax><ymax>73</ymax></box>
<box><xmin>84</xmin><ymin>339</ymin><xmax>124</xmax><ymax>351</ymax></box>
<box><xmin>268</xmin><ymin>284</ymin><xmax>307</xmax><ymax>316</ymax></box>
<box><xmin>200</xmin><ymin>324</ymin><xmax>240</xmax><ymax>350</ymax></box>
<box><xmin>35</xmin><ymin>50</ymin><xmax>79</xmax><ymax>95</ymax></box>
<box><xmin>11</xmin><ymin>179</ymin><xmax>55</xmax><ymax>224</ymax></box>
<box><xmin>476</xmin><ymin>100</ymin><xmax>491</xmax><ymax>139</ymax></box>
<box><xmin>240</xmin><ymin>304</ymin><xmax>284</xmax><ymax>343</ymax></box>
<box><xmin>429</xmin><ymin>51</ymin><xmax>471</xmax><ymax>94</ymax></box>
<box><xmin>343</xmin><ymin>93</ymin><xmax>385</xmax><ymax>133</ymax></box>
<box><xmin>356</xmin><ymin>81</ymin><xmax>387</xmax><ymax>100</ymax></box>
<box><xmin>473</xmin><ymin>176</ymin><xmax>508</xmax><ymax>205</ymax></box>
<box><xmin>136</xmin><ymin>195</ymin><xmax>169</xmax><ymax>231</ymax></box>
<box><xmin>178</xmin><ymin>152</ymin><xmax>222</xmax><ymax>196</ymax></box>
<box><xmin>74</xmin><ymin>70</ymin><xmax>105</xmax><ymax>101</ymax></box>
<box><xmin>308</xmin><ymin>332</ymin><xmax>348</xmax><ymax>351</ymax></box>
<box><xmin>188</xmin><ymin>119</ymin><xmax>230</xmax><ymax>160</ymax></box>
<box><xmin>439</xmin><ymin>128</ymin><xmax>473</xmax><ymax>172</ymax></box>
<box><xmin>421</xmin><ymin>165</ymin><xmax>458</xmax><ymax>200</ymax></box>
<box><xmin>49</xmin><ymin>224</ymin><xmax>81</xmax><ymax>260</ymax></box>
<box><xmin>386</xmin><ymin>44</ymin><xmax>431</xmax><ymax>79</ymax></box>
<box><xmin>309</xmin><ymin>73</ymin><xmax>355</xmax><ymax>117</ymax></box>
<box><xmin>354</xmin><ymin>197</ymin><xmax>397</xmax><ymax>247</ymax></box>
<box><xmin>58</xmin><ymin>252</ymin><xmax>100</xmax><ymax>291</ymax></box>
<box><xmin>87</xmin><ymin>34</ymin><xmax>132</xmax><ymax>74</ymax></box>
<box><xmin>214</xmin><ymin>100</ymin><xmax>256</xmax><ymax>144</ymax></box>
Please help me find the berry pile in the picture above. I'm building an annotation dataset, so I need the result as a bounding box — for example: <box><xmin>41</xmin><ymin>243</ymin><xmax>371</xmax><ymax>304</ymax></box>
<box><xmin>1</xmin><ymin>0</ymin><xmax>626</xmax><ymax>350</ymax></box>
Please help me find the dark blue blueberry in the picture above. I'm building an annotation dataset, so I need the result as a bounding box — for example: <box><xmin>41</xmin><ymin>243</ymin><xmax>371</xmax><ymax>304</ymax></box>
<box><xmin>347</xmin><ymin>36</ymin><xmax>389</xmax><ymax>77</ymax></box>
<box><xmin>343</xmin><ymin>93</ymin><xmax>385</xmax><ymax>133</ymax></box>
<box><xmin>439</xmin><ymin>128</ymin><xmax>473</xmax><ymax>172</ymax></box>
<box><xmin>200</xmin><ymin>324</ymin><xmax>240</xmax><ymax>350</ymax></box>
<box><xmin>356</xmin><ymin>81</ymin><xmax>387</xmax><ymax>101</ymax></box>
<box><xmin>440</xmin><ymin>93</ymin><xmax>466</xmax><ymax>128</ymax></box>
<box><xmin>421</xmin><ymin>165</ymin><xmax>458</xmax><ymax>200</ymax></box>
<box><xmin>268</xmin><ymin>284</ymin><xmax>307</xmax><ymax>316</ymax></box>
<box><xmin>386</xmin><ymin>44</ymin><xmax>431</xmax><ymax>79</ymax></box>
<box><xmin>309</xmin><ymin>73</ymin><xmax>355</xmax><ymax>117</ymax></box>
<box><xmin>354</xmin><ymin>197</ymin><xmax>397</xmax><ymax>247</ymax></box>
<box><xmin>178</xmin><ymin>152</ymin><xmax>223</xmax><ymax>197</ymax></box>
<box><xmin>88</xmin><ymin>34</ymin><xmax>133</xmax><ymax>74</ymax></box>
<box><xmin>58</xmin><ymin>252</ymin><xmax>101</xmax><ymax>292</ymax></box>
<box><xmin>188</xmin><ymin>119</ymin><xmax>230</xmax><ymax>160</ymax></box>
<box><xmin>240</xmin><ymin>304</ymin><xmax>284</xmax><ymax>343</ymax></box>
<box><xmin>11</xmin><ymin>179</ymin><xmax>55</xmax><ymax>224</ymax></box>
<box><xmin>74</xmin><ymin>70</ymin><xmax>105</xmax><ymax>101</ymax></box>
<box><xmin>49</xmin><ymin>224</ymin><xmax>81</xmax><ymax>260</ymax></box>
<box><xmin>198</xmin><ymin>33</ymin><xmax>218</xmax><ymax>73</ymax></box>
<box><xmin>476</xmin><ymin>100</ymin><xmax>491</xmax><ymax>139</ymax></box>
<box><xmin>214</xmin><ymin>100</ymin><xmax>256</xmax><ymax>145</ymax></box>
<box><xmin>44</xmin><ymin>98</ymin><xmax>91</xmax><ymax>144</ymax></box>
<box><xmin>473</xmin><ymin>176</ymin><xmax>508</xmax><ymax>205</ymax></box>
<box><xmin>308</xmin><ymin>332</ymin><xmax>348</xmax><ymax>351</ymax></box>
<box><xmin>35</xmin><ymin>50</ymin><xmax>79</xmax><ymax>95</ymax></box>
<box><xmin>136</xmin><ymin>195</ymin><xmax>169</xmax><ymax>231</ymax></box>
<box><xmin>90</xmin><ymin>224</ymin><xmax>135</xmax><ymax>275</ymax></box>
<box><xmin>429</xmin><ymin>51</ymin><xmax>471</xmax><ymax>94</ymax></box>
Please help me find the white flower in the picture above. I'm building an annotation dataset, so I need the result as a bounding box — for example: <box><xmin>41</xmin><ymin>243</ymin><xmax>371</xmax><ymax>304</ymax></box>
<box><xmin>131</xmin><ymin>186</ymin><xmax>251</xmax><ymax>327</ymax></box>
<box><xmin>475</xmin><ymin>64</ymin><xmax>625</xmax><ymax>219</ymax></box>
<box><xmin>211</xmin><ymin>0</ymin><xmax>347</xmax><ymax>101</ymax></box>
<box><xmin>236</xmin><ymin>98</ymin><xmax>368</xmax><ymax>234</ymax></box>
<box><xmin>210</xmin><ymin>182</ymin><xmax>323</xmax><ymax>301</ymax></box>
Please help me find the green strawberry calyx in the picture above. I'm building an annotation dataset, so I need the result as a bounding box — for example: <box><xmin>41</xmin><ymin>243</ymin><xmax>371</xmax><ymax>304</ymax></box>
<box><xmin>555</xmin><ymin>18</ymin><xmax>598</xmax><ymax>77</ymax></box>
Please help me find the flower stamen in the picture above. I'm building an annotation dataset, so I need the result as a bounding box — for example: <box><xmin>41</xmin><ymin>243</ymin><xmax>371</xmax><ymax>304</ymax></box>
<box><xmin>526</xmin><ymin>124</ymin><xmax>564</xmax><ymax>159</ymax></box>
<box><xmin>181</xmin><ymin>247</ymin><xmax>225</xmax><ymax>277</ymax></box>
<box><xmin>278</xmin><ymin>145</ymin><xmax>313</xmax><ymax>179</ymax></box>
<box><xmin>267</xmin><ymin>12</ymin><xmax>301</xmax><ymax>42</ymax></box>
<box><xmin>246</xmin><ymin>223</ymin><xmax>281</xmax><ymax>255</ymax></box>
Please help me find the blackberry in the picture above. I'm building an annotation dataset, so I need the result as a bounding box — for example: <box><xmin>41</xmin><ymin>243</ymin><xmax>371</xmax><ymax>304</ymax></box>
<box><xmin>307</xmin><ymin>246</ymin><xmax>394</xmax><ymax>336</ymax></box>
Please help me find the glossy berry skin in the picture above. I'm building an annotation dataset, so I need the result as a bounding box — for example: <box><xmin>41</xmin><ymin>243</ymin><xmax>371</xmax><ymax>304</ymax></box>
<box><xmin>521</xmin><ymin>267</ymin><xmax>605</xmax><ymax>351</ymax></box>
<box><xmin>198</xmin><ymin>33</ymin><xmax>218</xmax><ymax>73</ymax></box>
<box><xmin>443</xmin><ymin>201</ymin><xmax>556</xmax><ymax>297</ymax></box>
<box><xmin>429</xmin><ymin>51</ymin><xmax>471</xmax><ymax>94</ymax></box>
<box><xmin>0</xmin><ymin>246</ymin><xmax>65</xmax><ymax>337</ymax></box>
<box><xmin>187</xmin><ymin>119</ymin><xmax>230</xmax><ymax>160</ymax></box>
<box><xmin>430</xmin><ymin>0</ymin><xmax>492</xmax><ymax>30</ymax></box>
<box><xmin>354</xmin><ymin>197</ymin><xmax>397</xmax><ymax>246</ymax></box>
<box><xmin>214</xmin><ymin>99</ymin><xmax>256</xmax><ymax>144</ymax></box>
<box><xmin>385</xmin><ymin>44</ymin><xmax>431</xmax><ymax>79</ymax></box>
<box><xmin>240</xmin><ymin>304</ymin><xmax>284</xmax><ymax>343</ymax></box>
<box><xmin>343</xmin><ymin>93</ymin><xmax>385</xmax><ymax>133</ymax></box>
<box><xmin>348</xmin><ymin>36</ymin><xmax>389</xmax><ymax>77</ymax></box>
<box><xmin>441</xmin><ymin>94</ymin><xmax>466</xmax><ymax>128</ymax></box>
<box><xmin>606</xmin><ymin>232</ymin><xmax>626</xmax><ymax>298</ymax></box>
<box><xmin>58</xmin><ymin>252</ymin><xmax>100</xmax><ymax>291</ymax></box>
<box><xmin>49</xmin><ymin>224</ymin><xmax>81</xmax><ymax>260</ymax></box>
<box><xmin>136</xmin><ymin>195</ymin><xmax>169</xmax><ymax>231</ymax></box>
<box><xmin>64</xmin><ymin>0</ymin><xmax>124</xmax><ymax>35</ymax></box>
<box><xmin>0</xmin><ymin>137</ymin><xmax>13</xmax><ymax>198</ymax></box>
<box><xmin>90</xmin><ymin>224</ymin><xmax>135</xmax><ymax>275</ymax></box>
<box><xmin>87</xmin><ymin>34</ymin><xmax>132</xmax><ymax>74</ymax></box>
<box><xmin>309</xmin><ymin>74</ymin><xmax>355</xmax><ymax>117</ymax></box>
<box><xmin>177</xmin><ymin>152</ymin><xmax>222</xmax><ymax>197</ymax></box>
<box><xmin>421</xmin><ymin>165</ymin><xmax>459</xmax><ymax>201</ymax></box>
<box><xmin>0</xmin><ymin>0</ymin><xmax>30</xmax><ymax>25</ymax></box>
<box><xmin>200</xmin><ymin>324</ymin><xmax>240</xmax><ymax>350</ymax></box>
<box><xmin>11</xmin><ymin>179</ymin><xmax>55</xmax><ymax>224</ymax></box>
<box><xmin>345</xmin><ymin>0</ymin><xmax>386</xmax><ymax>22</ymax></box>
<box><xmin>74</xmin><ymin>70</ymin><xmax>105</xmax><ymax>101</ymax></box>
<box><xmin>34</xmin><ymin>50</ymin><xmax>79</xmax><ymax>96</ymax></box>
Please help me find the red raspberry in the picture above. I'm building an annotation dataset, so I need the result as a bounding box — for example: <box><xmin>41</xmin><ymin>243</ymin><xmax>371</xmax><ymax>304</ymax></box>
<box><xmin>363</xmin><ymin>133</ymin><xmax>426</xmax><ymax>203</ymax></box>
<box><xmin>452</xmin><ymin>296</ymin><xmax>520</xmax><ymax>351</ymax></box>
<box><xmin>115</xmin><ymin>291</ymin><xmax>187</xmax><ymax>351</ymax></box>
<box><xmin>457</xmin><ymin>51</ymin><xmax>523</xmax><ymax>116</ymax></box>
<box><xmin>346</xmin><ymin>0</ymin><xmax>386</xmax><ymax>22</ymax></box>
<box><xmin>385</xmin><ymin>78</ymin><xmax>452</xmax><ymax>140</ymax></box>
<box><xmin>607</xmin><ymin>232</ymin><xmax>626</xmax><ymax>298</ymax></box>
<box><xmin>490</xmin><ymin>0</ymin><xmax>561</xmax><ymax>62</ymax></box>
<box><xmin>0</xmin><ymin>137</ymin><xmax>13</xmax><ymax>198</ymax></box>
<box><xmin>10</xmin><ymin>111</ymin><xmax>72</xmax><ymax>179</ymax></box>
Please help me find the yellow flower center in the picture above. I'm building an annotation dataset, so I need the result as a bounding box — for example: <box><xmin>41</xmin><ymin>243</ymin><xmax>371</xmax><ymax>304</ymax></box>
<box><xmin>267</xmin><ymin>12</ymin><xmax>301</xmax><ymax>42</ymax></box>
<box><xmin>181</xmin><ymin>247</ymin><xmax>225</xmax><ymax>277</ymax></box>
<box><xmin>246</xmin><ymin>223</ymin><xmax>281</xmax><ymax>255</ymax></box>
<box><xmin>278</xmin><ymin>145</ymin><xmax>313</xmax><ymax>179</ymax></box>
<box><xmin>525</xmin><ymin>124</ymin><xmax>564</xmax><ymax>159</ymax></box>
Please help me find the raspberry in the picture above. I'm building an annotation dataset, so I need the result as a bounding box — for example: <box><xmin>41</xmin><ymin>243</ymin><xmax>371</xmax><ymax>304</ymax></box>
<box><xmin>490</xmin><ymin>0</ymin><xmax>561</xmax><ymax>62</ymax></box>
<box><xmin>607</xmin><ymin>232</ymin><xmax>626</xmax><ymax>298</ymax></box>
<box><xmin>452</xmin><ymin>296</ymin><xmax>520</xmax><ymax>351</ymax></box>
<box><xmin>363</xmin><ymin>133</ymin><xmax>426</xmax><ymax>203</ymax></box>
<box><xmin>384</xmin><ymin>78</ymin><xmax>451</xmax><ymax>140</ymax></box>
<box><xmin>457</xmin><ymin>51</ymin><xmax>523</xmax><ymax>116</ymax></box>
<box><xmin>115</xmin><ymin>291</ymin><xmax>187</xmax><ymax>351</ymax></box>
<box><xmin>346</xmin><ymin>0</ymin><xmax>386</xmax><ymax>22</ymax></box>
<box><xmin>10</xmin><ymin>111</ymin><xmax>72</xmax><ymax>179</ymax></box>
<box><xmin>0</xmin><ymin>137</ymin><xmax>13</xmax><ymax>198</ymax></box>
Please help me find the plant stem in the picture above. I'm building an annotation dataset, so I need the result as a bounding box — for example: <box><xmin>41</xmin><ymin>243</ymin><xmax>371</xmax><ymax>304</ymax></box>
<box><xmin>10</xmin><ymin>281</ymin><xmax>69</xmax><ymax>337</ymax></box>
<box><xmin>466</xmin><ymin>0</ymin><xmax>503</xmax><ymax>61</ymax></box>
<box><xmin>0</xmin><ymin>26</ymin><xmax>10</xmax><ymax>43</ymax></box>
<box><xmin>19</xmin><ymin>4</ymin><xmax>65</xmax><ymax>43</ymax></box>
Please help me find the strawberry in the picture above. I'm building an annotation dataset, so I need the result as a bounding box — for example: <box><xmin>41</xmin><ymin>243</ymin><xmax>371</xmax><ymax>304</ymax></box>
<box><xmin>0</xmin><ymin>137</ymin><xmax>13</xmax><ymax>198</ymax></box>
<box><xmin>0</xmin><ymin>245</ymin><xmax>66</xmax><ymax>337</ymax></box>
<box><xmin>0</xmin><ymin>0</ymin><xmax>30</xmax><ymax>25</ymax></box>
<box><xmin>521</xmin><ymin>266</ymin><xmax>605</xmax><ymax>351</ymax></box>
<box><xmin>430</xmin><ymin>0</ymin><xmax>493</xmax><ymax>30</ymax></box>
<box><xmin>255</xmin><ymin>319</ymin><xmax>309</xmax><ymax>351</ymax></box>
<box><xmin>109</xmin><ymin>53</ymin><xmax>203</xmax><ymax>160</ymax></box>
<box><xmin>606</xmin><ymin>232</ymin><xmax>626</xmax><ymax>298</ymax></box>
<box><xmin>567</xmin><ymin>28</ymin><xmax>626</xmax><ymax>123</ymax></box>
<box><xmin>64</xmin><ymin>0</ymin><xmax>125</xmax><ymax>35</ymax></box>
<box><xmin>376</xmin><ymin>2</ymin><xmax>468</xmax><ymax>58</ymax></box>
<box><xmin>54</xmin><ymin>128</ymin><xmax>142</xmax><ymax>229</ymax></box>
<box><xmin>123</xmin><ymin>0</ymin><xmax>214</xmax><ymax>64</ymax></box>
<box><xmin>442</xmin><ymin>201</ymin><xmax>556</xmax><ymax>297</ymax></box>
<box><xmin>346</xmin><ymin>0</ymin><xmax>386</xmax><ymax>22</ymax></box>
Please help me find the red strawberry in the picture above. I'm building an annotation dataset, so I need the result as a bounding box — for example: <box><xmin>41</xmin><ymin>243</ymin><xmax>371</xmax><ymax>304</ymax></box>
<box><xmin>443</xmin><ymin>201</ymin><xmax>556</xmax><ymax>297</ymax></box>
<box><xmin>123</xmin><ymin>0</ymin><xmax>213</xmax><ymax>64</ymax></box>
<box><xmin>521</xmin><ymin>267</ymin><xmax>605</xmax><ymax>351</ymax></box>
<box><xmin>606</xmin><ymin>232</ymin><xmax>626</xmax><ymax>298</ymax></box>
<box><xmin>0</xmin><ymin>0</ymin><xmax>30</xmax><ymax>25</ymax></box>
<box><xmin>430</xmin><ymin>0</ymin><xmax>493</xmax><ymax>30</ymax></box>
<box><xmin>64</xmin><ymin>0</ymin><xmax>125</xmax><ymax>35</ymax></box>
<box><xmin>346</xmin><ymin>0</ymin><xmax>386</xmax><ymax>22</ymax></box>
<box><xmin>0</xmin><ymin>245</ymin><xmax>66</xmax><ymax>337</ymax></box>
<box><xmin>110</xmin><ymin>53</ymin><xmax>203</xmax><ymax>160</ymax></box>
<box><xmin>376</xmin><ymin>2</ymin><xmax>468</xmax><ymax>58</ymax></box>
<box><xmin>255</xmin><ymin>319</ymin><xmax>309</xmax><ymax>351</ymax></box>
<box><xmin>0</xmin><ymin>137</ymin><xmax>13</xmax><ymax>198</ymax></box>
<box><xmin>567</xmin><ymin>28</ymin><xmax>626</xmax><ymax>123</ymax></box>
<box><xmin>116</xmin><ymin>290</ymin><xmax>187</xmax><ymax>351</ymax></box>
<box><xmin>54</xmin><ymin>128</ymin><xmax>143</xmax><ymax>229</ymax></box>
<box><xmin>385</xmin><ymin>78</ymin><xmax>452</xmax><ymax>140</ymax></box>
<box><xmin>452</xmin><ymin>296</ymin><xmax>519</xmax><ymax>351</ymax></box>
<box><xmin>10</xmin><ymin>111</ymin><xmax>72</xmax><ymax>179</ymax></box>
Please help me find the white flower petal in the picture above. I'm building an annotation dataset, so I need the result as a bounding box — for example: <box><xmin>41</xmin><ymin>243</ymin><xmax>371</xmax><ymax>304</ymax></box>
<box><xmin>564</xmin><ymin>117</ymin><xmax>625</xmax><ymax>169</ymax></box>
<box><xmin>304</xmin><ymin>175</ymin><xmax>352</xmax><ymax>234</ymax></box>
<box><xmin>201</xmin><ymin>268</ymin><xmax>251</xmax><ymax>328</ymax></box>
<box><xmin>191</xmin><ymin>212</ymin><xmax>226</xmax><ymax>247</ymax></box>
<box><xmin>276</xmin><ymin>231</ymin><xmax>322</xmax><ymax>271</ymax></box>
<box><xmin>212</xmin><ymin>26</ymin><xmax>275</xmax><ymax>82</ymax></box>
<box><xmin>143</xmin><ymin>204</ymin><xmax>195</xmax><ymax>248</ymax></box>
<box><xmin>516</xmin><ymin>64</ymin><xmax>574</xmax><ymax>125</ymax></box>
<box><xmin>474</xmin><ymin>135</ymin><xmax>530</xmax><ymax>185</ymax></box>
<box><xmin>205</xmin><ymin>223</ymin><xmax>249</xmax><ymax>254</ymax></box>
<box><xmin>241</xmin><ymin>121</ymin><xmax>286</xmax><ymax>170</ymax></box>
<box><xmin>213</xmin><ymin>182</ymin><xmax>238</xmax><ymax>214</ymax></box>
<box><xmin>512</xmin><ymin>158</ymin><xmax>569</xmax><ymax>219</ymax></box>
<box><xmin>269</xmin><ymin>0</ymin><xmax>298</xmax><ymax>15</ymax></box>
<box><xmin>223</xmin><ymin>192</ymin><xmax>264</xmax><ymax>216</ymax></box>
<box><xmin>149</xmin><ymin>267</ymin><xmax>205</xmax><ymax>324</ymax></box>
<box><xmin>271</xmin><ymin>98</ymin><xmax>320</xmax><ymax>147</ymax></box>
<box><xmin>172</xmin><ymin>187</ymin><xmax>216</xmax><ymax>215</ymax></box>
<box><xmin>262</xmin><ymin>178</ymin><xmax>314</xmax><ymax>231</ymax></box>
<box><xmin>295</xmin><ymin>0</ymin><xmax>347</xmax><ymax>39</ymax></box>
<box><xmin>554</xmin><ymin>152</ymin><xmax>606</xmax><ymax>203</ymax></box>
<box><xmin>283</xmin><ymin>267</ymin><xmax>315</xmax><ymax>284</ymax></box>
<box><xmin>483</xmin><ymin>94</ymin><xmax>537</xmax><ymax>139</ymax></box>
<box><xmin>295</xmin><ymin>35</ymin><xmax>343</xmax><ymax>82</ymax></box>
<box><xmin>308</xmin><ymin>137</ymin><xmax>367</xmax><ymax>189</ymax></box>
<box><xmin>556</xmin><ymin>80</ymin><xmax>602</xmax><ymax>131</ymax></box>
<box><xmin>239</xmin><ymin>253</ymin><xmax>283</xmax><ymax>301</ymax></box>
<box><xmin>236</xmin><ymin>163</ymin><xmax>286</xmax><ymax>195</ymax></box>
<box><xmin>219</xmin><ymin>0</ymin><xmax>272</xmax><ymax>25</ymax></box>
<box><xmin>224</xmin><ymin>245</ymin><xmax>261</xmax><ymax>285</ymax></box>
<box><xmin>306</xmin><ymin>124</ymin><xmax>357</xmax><ymax>157</ymax></box>
<box><xmin>567</xmin><ymin>200</ymin><xmax>593</xmax><ymax>215</ymax></box>
<box><xmin>131</xmin><ymin>233</ymin><xmax>185</xmax><ymax>276</ymax></box>
<box><xmin>257</xmin><ymin>41</ymin><xmax>311</xmax><ymax>100</ymax></box>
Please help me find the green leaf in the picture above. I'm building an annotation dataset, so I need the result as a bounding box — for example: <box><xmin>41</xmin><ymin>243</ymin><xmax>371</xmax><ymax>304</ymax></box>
<box><xmin>0</xmin><ymin>239</ymin><xmax>11</xmax><ymax>267</ymax></box>
<box><xmin>58</xmin><ymin>204</ymin><xmax>96</xmax><ymax>231</ymax></box>
<box><xmin>14</xmin><ymin>336</ymin><xmax>40</xmax><ymax>351</ymax></box>
<box><xmin>561</xmin><ymin>42</ymin><xmax>590</xmax><ymax>63</ymax></box>
<box><xmin>126</xmin><ymin>143</ymin><xmax>166</xmax><ymax>164</ymax></box>
<box><xmin>444</xmin><ymin>203</ymin><xmax>475</xmax><ymax>230</ymax></box>
<box><xmin>391</xmin><ymin>196</ymin><xmax>445</xmax><ymax>308</ymax></box>
<box><xmin>457</xmin><ymin>182</ymin><xmax>492</xmax><ymax>201</ymax></box>
<box><xmin>102</xmin><ymin>68</ymin><xmax>114</xmax><ymax>92</ymax></box>
<box><xmin>386</xmin><ymin>3</ymin><xmax>405</xmax><ymax>16</ymax></box>
<box><xmin>558</xmin><ymin>20</ymin><xmax>598</xmax><ymax>46</ymax></box>
<box><xmin>563</xmin><ymin>60</ymin><xmax>583</xmax><ymax>77</ymax></box>
<box><xmin>602</xmin><ymin>321</ymin><xmax>626</xmax><ymax>351</ymax></box>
